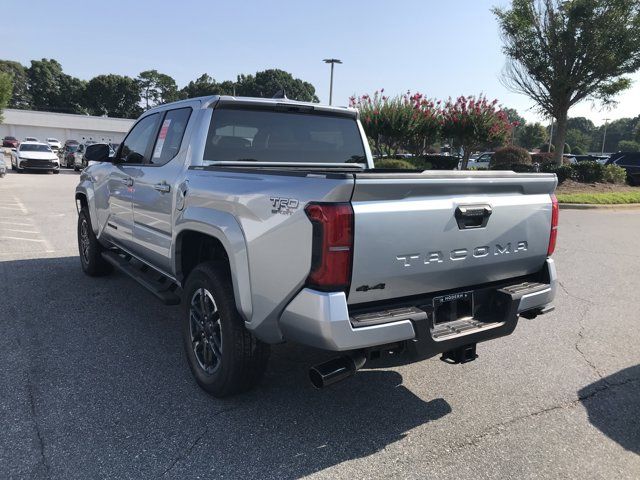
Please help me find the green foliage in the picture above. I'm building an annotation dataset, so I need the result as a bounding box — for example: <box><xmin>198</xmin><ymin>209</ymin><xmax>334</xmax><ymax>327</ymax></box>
<box><xmin>539</xmin><ymin>143</ymin><xmax>555</xmax><ymax>152</ymax></box>
<box><xmin>565</xmin><ymin>129</ymin><xmax>590</xmax><ymax>154</ymax></box>
<box><xmin>354</xmin><ymin>91</ymin><xmax>441</xmax><ymax>157</ymax></box>
<box><xmin>602</xmin><ymin>164</ymin><xmax>628</xmax><ymax>184</ymax></box>
<box><xmin>571</xmin><ymin>161</ymin><xmax>605</xmax><ymax>183</ymax></box>
<box><xmin>567</xmin><ymin>117</ymin><xmax>596</xmax><ymax>134</ymax></box>
<box><xmin>415</xmin><ymin>155</ymin><xmax>459</xmax><ymax>170</ymax></box>
<box><xmin>490</xmin><ymin>163</ymin><xmax>537</xmax><ymax>172</ymax></box>
<box><xmin>557</xmin><ymin>192</ymin><xmax>640</xmax><ymax>204</ymax></box>
<box><xmin>494</xmin><ymin>0</ymin><xmax>640</xmax><ymax>164</ymax></box>
<box><xmin>491</xmin><ymin>145</ymin><xmax>532</xmax><ymax>167</ymax></box>
<box><xmin>572</xmin><ymin>145</ymin><xmax>586</xmax><ymax>155</ymax></box>
<box><xmin>0</xmin><ymin>72</ymin><xmax>12</xmax><ymax>123</ymax></box>
<box><xmin>27</xmin><ymin>59</ymin><xmax>86</xmax><ymax>113</ymax></box>
<box><xmin>541</xmin><ymin>163</ymin><xmax>573</xmax><ymax>184</ymax></box>
<box><xmin>84</xmin><ymin>75</ymin><xmax>143</xmax><ymax>119</ymax></box>
<box><xmin>235</xmin><ymin>69</ymin><xmax>318</xmax><ymax>102</ymax></box>
<box><xmin>617</xmin><ymin>140</ymin><xmax>640</xmax><ymax>152</ymax></box>
<box><xmin>0</xmin><ymin>60</ymin><xmax>31</xmax><ymax>109</ymax></box>
<box><xmin>516</xmin><ymin>122</ymin><xmax>547</xmax><ymax>149</ymax></box>
<box><xmin>441</xmin><ymin>95</ymin><xmax>514</xmax><ymax>168</ymax></box>
<box><xmin>373</xmin><ymin>158</ymin><xmax>416</xmax><ymax>170</ymax></box>
<box><xmin>138</xmin><ymin>70</ymin><xmax>179</xmax><ymax>109</ymax></box>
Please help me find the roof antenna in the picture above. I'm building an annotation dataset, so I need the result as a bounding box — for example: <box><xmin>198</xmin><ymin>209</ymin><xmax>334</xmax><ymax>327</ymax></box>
<box><xmin>272</xmin><ymin>89</ymin><xmax>288</xmax><ymax>99</ymax></box>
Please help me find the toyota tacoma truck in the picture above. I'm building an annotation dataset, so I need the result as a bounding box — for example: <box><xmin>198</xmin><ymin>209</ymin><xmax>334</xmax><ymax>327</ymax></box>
<box><xmin>75</xmin><ymin>95</ymin><xmax>558</xmax><ymax>397</ymax></box>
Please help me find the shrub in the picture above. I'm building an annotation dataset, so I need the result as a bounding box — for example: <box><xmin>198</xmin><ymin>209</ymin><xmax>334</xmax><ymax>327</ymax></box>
<box><xmin>571</xmin><ymin>161</ymin><xmax>604</xmax><ymax>183</ymax></box>
<box><xmin>490</xmin><ymin>145</ymin><xmax>532</xmax><ymax>167</ymax></box>
<box><xmin>541</xmin><ymin>163</ymin><xmax>573</xmax><ymax>184</ymax></box>
<box><xmin>602</xmin><ymin>164</ymin><xmax>627</xmax><ymax>184</ymax></box>
<box><xmin>539</xmin><ymin>143</ymin><xmax>555</xmax><ymax>152</ymax></box>
<box><xmin>572</xmin><ymin>145</ymin><xmax>586</xmax><ymax>155</ymax></box>
<box><xmin>618</xmin><ymin>140</ymin><xmax>640</xmax><ymax>152</ymax></box>
<box><xmin>531</xmin><ymin>152</ymin><xmax>554</xmax><ymax>164</ymax></box>
<box><xmin>373</xmin><ymin>158</ymin><xmax>416</xmax><ymax>170</ymax></box>
<box><xmin>414</xmin><ymin>155</ymin><xmax>459</xmax><ymax>170</ymax></box>
<box><xmin>490</xmin><ymin>163</ymin><xmax>537</xmax><ymax>172</ymax></box>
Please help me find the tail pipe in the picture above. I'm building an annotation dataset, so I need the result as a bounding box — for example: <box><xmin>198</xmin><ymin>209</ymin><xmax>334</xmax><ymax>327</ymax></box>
<box><xmin>309</xmin><ymin>351</ymin><xmax>367</xmax><ymax>389</ymax></box>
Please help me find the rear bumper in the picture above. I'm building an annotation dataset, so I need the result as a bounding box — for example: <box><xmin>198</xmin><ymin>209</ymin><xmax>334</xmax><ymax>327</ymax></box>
<box><xmin>279</xmin><ymin>258</ymin><xmax>557</xmax><ymax>352</ymax></box>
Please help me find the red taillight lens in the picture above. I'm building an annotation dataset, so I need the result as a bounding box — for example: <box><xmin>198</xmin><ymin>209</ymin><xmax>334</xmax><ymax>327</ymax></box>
<box><xmin>305</xmin><ymin>202</ymin><xmax>354</xmax><ymax>292</ymax></box>
<box><xmin>547</xmin><ymin>194</ymin><xmax>559</xmax><ymax>256</ymax></box>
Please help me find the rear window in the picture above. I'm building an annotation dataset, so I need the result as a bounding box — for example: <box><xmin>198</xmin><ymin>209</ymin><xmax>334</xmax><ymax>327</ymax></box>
<box><xmin>20</xmin><ymin>144</ymin><xmax>51</xmax><ymax>152</ymax></box>
<box><xmin>203</xmin><ymin>108</ymin><xmax>366</xmax><ymax>164</ymax></box>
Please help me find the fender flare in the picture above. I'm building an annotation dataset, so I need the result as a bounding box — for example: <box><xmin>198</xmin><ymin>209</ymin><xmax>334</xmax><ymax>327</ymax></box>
<box><xmin>173</xmin><ymin>207</ymin><xmax>252</xmax><ymax>322</ymax></box>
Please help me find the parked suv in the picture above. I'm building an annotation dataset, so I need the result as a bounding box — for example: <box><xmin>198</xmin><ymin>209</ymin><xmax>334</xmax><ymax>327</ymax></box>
<box><xmin>606</xmin><ymin>152</ymin><xmax>640</xmax><ymax>185</ymax></box>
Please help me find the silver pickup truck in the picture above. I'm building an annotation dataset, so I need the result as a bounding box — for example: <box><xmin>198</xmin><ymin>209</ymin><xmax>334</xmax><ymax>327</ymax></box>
<box><xmin>75</xmin><ymin>95</ymin><xmax>558</xmax><ymax>397</ymax></box>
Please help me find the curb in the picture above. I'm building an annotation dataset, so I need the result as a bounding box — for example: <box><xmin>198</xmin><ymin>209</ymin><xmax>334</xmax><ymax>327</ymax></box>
<box><xmin>559</xmin><ymin>203</ymin><xmax>640</xmax><ymax>210</ymax></box>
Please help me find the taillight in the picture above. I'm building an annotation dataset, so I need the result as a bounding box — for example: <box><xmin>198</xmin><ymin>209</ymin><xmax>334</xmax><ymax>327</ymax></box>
<box><xmin>547</xmin><ymin>194</ymin><xmax>559</xmax><ymax>256</ymax></box>
<box><xmin>304</xmin><ymin>202</ymin><xmax>354</xmax><ymax>292</ymax></box>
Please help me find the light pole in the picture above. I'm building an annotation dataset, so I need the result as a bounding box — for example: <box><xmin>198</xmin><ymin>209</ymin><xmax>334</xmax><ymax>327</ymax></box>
<box><xmin>323</xmin><ymin>58</ymin><xmax>342</xmax><ymax>105</ymax></box>
<box><xmin>548</xmin><ymin>118</ymin><xmax>554</xmax><ymax>153</ymax></box>
<box><xmin>601</xmin><ymin>118</ymin><xmax>610</xmax><ymax>155</ymax></box>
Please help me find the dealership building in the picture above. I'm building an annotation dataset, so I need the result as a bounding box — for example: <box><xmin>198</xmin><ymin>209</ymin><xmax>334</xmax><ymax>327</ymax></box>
<box><xmin>0</xmin><ymin>109</ymin><xmax>134</xmax><ymax>144</ymax></box>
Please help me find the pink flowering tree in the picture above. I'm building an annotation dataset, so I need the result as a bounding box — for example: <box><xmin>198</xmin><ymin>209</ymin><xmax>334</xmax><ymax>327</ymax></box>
<box><xmin>441</xmin><ymin>95</ymin><xmax>515</xmax><ymax>170</ymax></box>
<box><xmin>351</xmin><ymin>90</ymin><xmax>441</xmax><ymax>157</ymax></box>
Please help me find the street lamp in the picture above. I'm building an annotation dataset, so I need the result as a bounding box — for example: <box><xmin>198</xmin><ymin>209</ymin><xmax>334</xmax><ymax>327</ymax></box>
<box><xmin>601</xmin><ymin>118</ymin><xmax>610</xmax><ymax>155</ymax></box>
<box><xmin>323</xmin><ymin>58</ymin><xmax>342</xmax><ymax>105</ymax></box>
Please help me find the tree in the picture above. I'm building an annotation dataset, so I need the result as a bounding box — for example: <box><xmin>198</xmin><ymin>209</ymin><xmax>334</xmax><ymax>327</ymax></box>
<box><xmin>516</xmin><ymin>122</ymin><xmax>548</xmax><ymax>149</ymax></box>
<box><xmin>565</xmin><ymin>128</ymin><xmax>590</xmax><ymax>153</ymax></box>
<box><xmin>592</xmin><ymin>117</ymin><xmax>638</xmax><ymax>152</ymax></box>
<box><xmin>180</xmin><ymin>74</ymin><xmax>236</xmax><ymax>99</ymax></box>
<box><xmin>235</xmin><ymin>69</ymin><xmax>319</xmax><ymax>102</ymax></box>
<box><xmin>28</xmin><ymin>59</ymin><xmax>85</xmax><ymax>113</ymax></box>
<box><xmin>441</xmin><ymin>95</ymin><xmax>514</xmax><ymax>169</ymax></box>
<box><xmin>494</xmin><ymin>0</ymin><xmax>640</xmax><ymax>165</ymax></box>
<box><xmin>352</xmin><ymin>91</ymin><xmax>441</xmax><ymax>157</ymax></box>
<box><xmin>84</xmin><ymin>75</ymin><xmax>142</xmax><ymax>118</ymax></box>
<box><xmin>0</xmin><ymin>72</ymin><xmax>13</xmax><ymax>123</ymax></box>
<box><xmin>137</xmin><ymin>70</ymin><xmax>179</xmax><ymax>109</ymax></box>
<box><xmin>0</xmin><ymin>60</ymin><xmax>31</xmax><ymax>109</ymax></box>
<box><xmin>618</xmin><ymin>140</ymin><xmax>640</xmax><ymax>152</ymax></box>
<box><xmin>566</xmin><ymin>117</ymin><xmax>595</xmax><ymax>135</ymax></box>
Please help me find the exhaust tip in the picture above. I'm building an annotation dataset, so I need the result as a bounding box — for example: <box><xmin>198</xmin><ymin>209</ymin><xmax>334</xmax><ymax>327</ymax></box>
<box><xmin>308</xmin><ymin>353</ymin><xmax>366</xmax><ymax>389</ymax></box>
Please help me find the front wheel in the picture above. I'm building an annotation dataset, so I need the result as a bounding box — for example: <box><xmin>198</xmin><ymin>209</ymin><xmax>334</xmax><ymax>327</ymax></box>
<box><xmin>183</xmin><ymin>262</ymin><xmax>270</xmax><ymax>397</ymax></box>
<box><xmin>77</xmin><ymin>208</ymin><xmax>112</xmax><ymax>276</ymax></box>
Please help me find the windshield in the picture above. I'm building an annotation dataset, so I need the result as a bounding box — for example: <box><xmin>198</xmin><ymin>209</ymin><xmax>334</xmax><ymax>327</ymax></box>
<box><xmin>67</xmin><ymin>145</ymin><xmax>79</xmax><ymax>152</ymax></box>
<box><xmin>203</xmin><ymin>108</ymin><xmax>366</xmax><ymax>164</ymax></box>
<box><xmin>20</xmin><ymin>144</ymin><xmax>51</xmax><ymax>152</ymax></box>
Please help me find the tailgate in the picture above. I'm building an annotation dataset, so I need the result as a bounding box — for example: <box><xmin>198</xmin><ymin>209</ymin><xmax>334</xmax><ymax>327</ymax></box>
<box><xmin>348</xmin><ymin>171</ymin><xmax>557</xmax><ymax>305</ymax></box>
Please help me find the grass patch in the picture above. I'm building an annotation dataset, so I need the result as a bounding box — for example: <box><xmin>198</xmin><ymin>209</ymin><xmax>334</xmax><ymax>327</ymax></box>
<box><xmin>556</xmin><ymin>191</ymin><xmax>640</xmax><ymax>204</ymax></box>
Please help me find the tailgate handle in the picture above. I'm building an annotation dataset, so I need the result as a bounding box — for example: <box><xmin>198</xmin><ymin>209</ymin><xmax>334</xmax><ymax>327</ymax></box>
<box><xmin>455</xmin><ymin>204</ymin><xmax>492</xmax><ymax>229</ymax></box>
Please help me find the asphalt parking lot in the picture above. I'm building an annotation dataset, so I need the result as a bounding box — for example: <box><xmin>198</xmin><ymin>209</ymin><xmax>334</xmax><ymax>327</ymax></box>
<box><xmin>1</xmin><ymin>168</ymin><xmax>639</xmax><ymax>480</ymax></box>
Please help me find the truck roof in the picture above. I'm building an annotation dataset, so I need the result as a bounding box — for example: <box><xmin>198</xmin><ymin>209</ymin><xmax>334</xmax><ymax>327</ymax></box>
<box><xmin>145</xmin><ymin>95</ymin><xmax>357</xmax><ymax>117</ymax></box>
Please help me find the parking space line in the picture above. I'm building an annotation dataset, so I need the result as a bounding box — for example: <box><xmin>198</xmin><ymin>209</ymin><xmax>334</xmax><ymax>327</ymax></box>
<box><xmin>0</xmin><ymin>236</ymin><xmax>48</xmax><ymax>243</ymax></box>
<box><xmin>2</xmin><ymin>228</ymin><xmax>39</xmax><ymax>234</ymax></box>
<box><xmin>0</xmin><ymin>221</ymin><xmax>33</xmax><ymax>226</ymax></box>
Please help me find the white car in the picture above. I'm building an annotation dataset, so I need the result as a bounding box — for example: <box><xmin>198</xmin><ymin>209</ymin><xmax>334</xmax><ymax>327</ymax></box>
<box><xmin>10</xmin><ymin>141</ymin><xmax>60</xmax><ymax>174</ymax></box>
<box><xmin>46</xmin><ymin>137</ymin><xmax>62</xmax><ymax>151</ymax></box>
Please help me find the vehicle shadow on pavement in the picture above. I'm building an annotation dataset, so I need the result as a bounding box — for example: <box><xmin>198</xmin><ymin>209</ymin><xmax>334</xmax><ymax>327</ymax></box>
<box><xmin>1</xmin><ymin>255</ymin><xmax>452</xmax><ymax>479</ymax></box>
<box><xmin>578</xmin><ymin>365</ymin><xmax>640</xmax><ymax>455</ymax></box>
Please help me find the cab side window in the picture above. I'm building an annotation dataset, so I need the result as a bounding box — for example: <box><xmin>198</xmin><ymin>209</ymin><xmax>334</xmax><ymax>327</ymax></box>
<box><xmin>149</xmin><ymin>108</ymin><xmax>192</xmax><ymax>166</ymax></box>
<box><xmin>120</xmin><ymin>114</ymin><xmax>161</xmax><ymax>164</ymax></box>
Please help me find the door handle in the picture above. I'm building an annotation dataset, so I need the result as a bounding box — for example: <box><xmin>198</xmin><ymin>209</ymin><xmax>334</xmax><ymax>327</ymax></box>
<box><xmin>153</xmin><ymin>182</ymin><xmax>171</xmax><ymax>193</ymax></box>
<box><xmin>121</xmin><ymin>177</ymin><xmax>133</xmax><ymax>187</ymax></box>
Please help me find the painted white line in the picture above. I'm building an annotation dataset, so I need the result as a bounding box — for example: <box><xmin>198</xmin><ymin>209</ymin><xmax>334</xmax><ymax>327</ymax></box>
<box><xmin>2</xmin><ymin>228</ymin><xmax>39</xmax><ymax>234</ymax></box>
<box><xmin>0</xmin><ymin>236</ymin><xmax>47</xmax><ymax>243</ymax></box>
<box><xmin>0</xmin><ymin>206</ymin><xmax>24</xmax><ymax>211</ymax></box>
<box><xmin>0</xmin><ymin>221</ymin><xmax>33</xmax><ymax>226</ymax></box>
<box><xmin>12</xmin><ymin>197</ymin><xmax>28</xmax><ymax>215</ymax></box>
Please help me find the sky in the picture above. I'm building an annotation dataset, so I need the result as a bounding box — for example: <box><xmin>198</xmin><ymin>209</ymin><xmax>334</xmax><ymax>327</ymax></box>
<box><xmin>2</xmin><ymin>0</ymin><xmax>639</xmax><ymax>126</ymax></box>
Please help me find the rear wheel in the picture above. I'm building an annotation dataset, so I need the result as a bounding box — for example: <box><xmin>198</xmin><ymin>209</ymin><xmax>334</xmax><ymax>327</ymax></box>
<box><xmin>183</xmin><ymin>262</ymin><xmax>270</xmax><ymax>397</ymax></box>
<box><xmin>78</xmin><ymin>207</ymin><xmax>112</xmax><ymax>276</ymax></box>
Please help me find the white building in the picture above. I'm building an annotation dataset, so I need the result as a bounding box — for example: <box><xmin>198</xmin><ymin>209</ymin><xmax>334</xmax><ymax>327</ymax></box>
<box><xmin>0</xmin><ymin>109</ymin><xmax>134</xmax><ymax>144</ymax></box>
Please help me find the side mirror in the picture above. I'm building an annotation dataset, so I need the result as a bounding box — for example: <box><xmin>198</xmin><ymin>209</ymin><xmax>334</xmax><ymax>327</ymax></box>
<box><xmin>84</xmin><ymin>144</ymin><xmax>111</xmax><ymax>163</ymax></box>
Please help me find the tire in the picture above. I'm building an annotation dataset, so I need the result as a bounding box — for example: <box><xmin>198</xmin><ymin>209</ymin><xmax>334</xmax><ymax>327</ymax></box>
<box><xmin>11</xmin><ymin>161</ymin><xmax>15</xmax><ymax>171</ymax></box>
<box><xmin>183</xmin><ymin>262</ymin><xmax>270</xmax><ymax>397</ymax></box>
<box><xmin>53</xmin><ymin>169</ymin><xmax>59</xmax><ymax>174</ymax></box>
<box><xmin>77</xmin><ymin>207</ymin><xmax>112</xmax><ymax>276</ymax></box>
